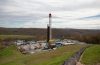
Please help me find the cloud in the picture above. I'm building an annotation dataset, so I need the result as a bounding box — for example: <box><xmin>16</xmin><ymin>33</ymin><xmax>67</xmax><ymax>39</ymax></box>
<box><xmin>79</xmin><ymin>14</ymin><xmax>100</xmax><ymax>20</ymax></box>
<box><xmin>0</xmin><ymin>0</ymin><xmax>100</xmax><ymax>29</ymax></box>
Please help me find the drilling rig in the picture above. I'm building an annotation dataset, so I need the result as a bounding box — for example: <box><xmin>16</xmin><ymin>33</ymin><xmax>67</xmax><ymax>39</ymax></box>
<box><xmin>47</xmin><ymin>13</ymin><xmax>52</xmax><ymax>48</ymax></box>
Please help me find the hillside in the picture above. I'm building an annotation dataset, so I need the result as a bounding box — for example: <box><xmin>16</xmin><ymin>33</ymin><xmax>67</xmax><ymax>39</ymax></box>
<box><xmin>0</xmin><ymin>27</ymin><xmax>100</xmax><ymax>44</ymax></box>
<box><xmin>81</xmin><ymin>45</ymin><xmax>100</xmax><ymax>65</ymax></box>
<box><xmin>0</xmin><ymin>44</ymin><xmax>86</xmax><ymax>65</ymax></box>
<box><xmin>0</xmin><ymin>28</ymin><xmax>100</xmax><ymax>36</ymax></box>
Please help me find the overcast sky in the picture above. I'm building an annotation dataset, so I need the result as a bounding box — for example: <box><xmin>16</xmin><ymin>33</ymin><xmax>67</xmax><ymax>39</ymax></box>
<box><xmin>0</xmin><ymin>0</ymin><xmax>100</xmax><ymax>29</ymax></box>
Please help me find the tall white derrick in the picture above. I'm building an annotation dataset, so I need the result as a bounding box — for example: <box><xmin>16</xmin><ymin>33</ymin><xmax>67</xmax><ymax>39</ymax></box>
<box><xmin>49</xmin><ymin>13</ymin><xmax>52</xmax><ymax>40</ymax></box>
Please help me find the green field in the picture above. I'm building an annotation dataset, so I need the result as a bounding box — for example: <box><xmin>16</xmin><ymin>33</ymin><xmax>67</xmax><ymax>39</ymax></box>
<box><xmin>81</xmin><ymin>45</ymin><xmax>100</xmax><ymax>65</ymax></box>
<box><xmin>0</xmin><ymin>44</ymin><xmax>86</xmax><ymax>65</ymax></box>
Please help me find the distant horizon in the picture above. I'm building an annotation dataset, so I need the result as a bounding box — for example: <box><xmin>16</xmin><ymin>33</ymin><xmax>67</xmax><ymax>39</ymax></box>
<box><xmin>0</xmin><ymin>26</ymin><xmax>100</xmax><ymax>30</ymax></box>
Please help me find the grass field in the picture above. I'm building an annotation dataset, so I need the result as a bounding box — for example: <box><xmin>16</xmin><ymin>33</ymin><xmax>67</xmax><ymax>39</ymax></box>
<box><xmin>0</xmin><ymin>35</ymin><xmax>35</xmax><ymax>41</ymax></box>
<box><xmin>81</xmin><ymin>45</ymin><xmax>100</xmax><ymax>65</ymax></box>
<box><xmin>0</xmin><ymin>44</ymin><xmax>86</xmax><ymax>65</ymax></box>
<box><xmin>0</xmin><ymin>43</ymin><xmax>4</xmax><ymax>49</ymax></box>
